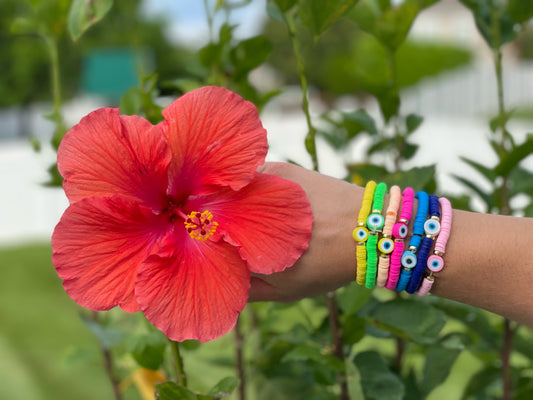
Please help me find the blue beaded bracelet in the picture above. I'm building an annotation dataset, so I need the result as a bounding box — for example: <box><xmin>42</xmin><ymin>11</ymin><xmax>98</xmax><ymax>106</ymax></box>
<box><xmin>407</xmin><ymin>194</ymin><xmax>441</xmax><ymax>293</ymax></box>
<box><xmin>396</xmin><ymin>191</ymin><xmax>429</xmax><ymax>292</ymax></box>
<box><xmin>406</xmin><ymin>236</ymin><xmax>433</xmax><ymax>293</ymax></box>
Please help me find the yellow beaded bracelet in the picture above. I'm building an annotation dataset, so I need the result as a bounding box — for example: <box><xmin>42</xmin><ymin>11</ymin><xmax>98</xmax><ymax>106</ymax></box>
<box><xmin>353</xmin><ymin>181</ymin><xmax>376</xmax><ymax>285</ymax></box>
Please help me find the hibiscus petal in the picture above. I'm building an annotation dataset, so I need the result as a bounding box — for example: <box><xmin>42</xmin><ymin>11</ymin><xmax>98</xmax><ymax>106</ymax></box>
<box><xmin>187</xmin><ymin>173</ymin><xmax>313</xmax><ymax>275</ymax></box>
<box><xmin>52</xmin><ymin>196</ymin><xmax>170</xmax><ymax>312</ymax></box>
<box><xmin>160</xmin><ymin>86</ymin><xmax>267</xmax><ymax>197</ymax></box>
<box><xmin>136</xmin><ymin>240</ymin><xmax>249</xmax><ymax>342</ymax></box>
<box><xmin>58</xmin><ymin>108</ymin><xmax>171</xmax><ymax>209</ymax></box>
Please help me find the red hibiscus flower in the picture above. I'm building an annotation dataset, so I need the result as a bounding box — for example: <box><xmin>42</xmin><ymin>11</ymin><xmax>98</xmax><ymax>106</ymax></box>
<box><xmin>52</xmin><ymin>86</ymin><xmax>312</xmax><ymax>342</ymax></box>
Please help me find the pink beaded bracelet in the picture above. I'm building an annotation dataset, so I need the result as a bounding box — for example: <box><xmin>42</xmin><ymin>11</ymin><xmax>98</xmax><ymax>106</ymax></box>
<box><xmin>376</xmin><ymin>185</ymin><xmax>401</xmax><ymax>288</ymax></box>
<box><xmin>385</xmin><ymin>187</ymin><xmax>414</xmax><ymax>290</ymax></box>
<box><xmin>417</xmin><ymin>197</ymin><xmax>452</xmax><ymax>296</ymax></box>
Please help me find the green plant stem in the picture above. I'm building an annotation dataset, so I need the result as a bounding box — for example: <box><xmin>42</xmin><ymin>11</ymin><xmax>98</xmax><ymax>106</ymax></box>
<box><xmin>203</xmin><ymin>0</ymin><xmax>214</xmax><ymax>42</ymax></box>
<box><xmin>492</xmin><ymin>17</ymin><xmax>514</xmax><ymax>400</ymax></box>
<box><xmin>501</xmin><ymin>319</ymin><xmax>516</xmax><ymax>400</ymax></box>
<box><xmin>93</xmin><ymin>312</ymin><xmax>123</xmax><ymax>400</ymax></box>
<box><xmin>170</xmin><ymin>340</ymin><xmax>188</xmax><ymax>387</ymax></box>
<box><xmin>234</xmin><ymin>316</ymin><xmax>246</xmax><ymax>400</ymax></box>
<box><xmin>326</xmin><ymin>292</ymin><xmax>348</xmax><ymax>400</ymax></box>
<box><xmin>286</xmin><ymin>12</ymin><xmax>319</xmax><ymax>172</ymax></box>
<box><xmin>43</xmin><ymin>35</ymin><xmax>67</xmax><ymax>149</ymax></box>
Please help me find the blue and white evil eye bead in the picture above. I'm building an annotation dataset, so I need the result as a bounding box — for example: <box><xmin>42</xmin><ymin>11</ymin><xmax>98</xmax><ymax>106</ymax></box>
<box><xmin>367</xmin><ymin>213</ymin><xmax>385</xmax><ymax>231</ymax></box>
<box><xmin>427</xmin><ymin>254</ymin><xmax>444</xmax><ymax>272</ymax></box>
<box><xmin>392</xmin><ymin>222</ymin><xmax>408</xmax><ymax>239</ymax></box>
<box><xmin>424</xmin><ymin>218</ymin><xmax>441</xmax><ymax>236</ymax></box>
<box><xmin>378</xmin><ymin>237</ymin><xmax>394</xmax><ymax>254</ymax></box>
<box><xmin>352</xmin><ymin>226</ymin><xmax>369</xmax><ymax>243</ymax></box>
<box><xmin>401</xmin><ymin>251</ymin><xmax>417</xmax><ymax>270</ymax></box>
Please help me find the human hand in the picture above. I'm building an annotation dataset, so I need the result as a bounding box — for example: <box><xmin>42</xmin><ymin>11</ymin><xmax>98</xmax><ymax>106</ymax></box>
<box><xmin>248</xmin><ymin>162</ymin><xmax>361</xmax><ymax>302</ymax></box>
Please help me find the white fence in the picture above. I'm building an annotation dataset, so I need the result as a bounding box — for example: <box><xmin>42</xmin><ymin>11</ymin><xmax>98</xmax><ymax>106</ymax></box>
<box><xmin>1</xmin><ymin>63</ymin><xmax>533</xmax><ymax>246</ymax></box>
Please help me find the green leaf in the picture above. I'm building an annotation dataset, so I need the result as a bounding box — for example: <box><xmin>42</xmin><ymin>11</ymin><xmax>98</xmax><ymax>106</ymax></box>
<box><xmin>342</xmin><ymin>313</ymin><xmax>366</xmax><ymax>346</ymax></box>
<box><xmin>508</xmin><ymin>166</ymin><xmax>533</xmax><ymax>197</ymax></box>
<box><xmin>405</xmin><ymin>113</ymin><xmax>423</xmax><ymax>134</ymax></box>
<box><xmin>208</xmin><ymin>377</ymin><xmax>240</xmax><ymax>398</ymax></box>
<box><xmin>43</xmin><ymin>163</ymin><xmax>63</xmax><ymax>187</ymax></box>
<box><xmin>421</xmin><ymin>345</ymin><xmax>461</xmax><ymax>396</ymax></box>
<box><xmin>274</xmin><ymin>0</ymin><xmax>298</xmax><ymax>12</ymax></box>
<box><xmin>161</xmin><ymin>78</ymin><xmax>204</xmax><ymax>93</ymax></box>
<box><xmin>494</xmin><ymin>134</ymin><xmax>533</xmax><ymax>176</ymax></box>
<box><xmin>156</xmin><ymin>382</ymin><xmax>199</xmax><ymax>400</ymax></box>
<box><xmin>80</xmin><ymin>313</ymin><xmax>125</xmax><ymax>350</ymax></box>
<box><xmin>348</xmin><ymin>0</ymin><xmax>438</xmax><ymax>51</ymax></box>
<box><xmin>230</xmin><ymin>35</ymin><xmax>272</xmax><ymax>80</ymax></box>
<box><xmin>67</xmin><ymin>0</ymin><xmax>114</xmax><ymax>41</ymax></box>
<box><xmin>298</xmin><ymin>0</ymin><xmax>359</xmax><ymax>38</ymax></box>
<box><xmin>317</xmin><ymin>129</ymin><xmax>347</xmax><ymax>150</ymax></box>
<box><xmin>431</xmin><ymin>299</ymin><xmax>500</xmax><ymax>348</ymax></box>
<box><xmin>462</xmin><ymin>366</ymin><xmax>501</xmax><ymax>399</ymax></box>
<box><xmin>514</xmin><ymin>376</ymin><xmax>533</xmax><ymax>400</ymax></box>
<box><xmin>382</xmin><ymin>165</ymin><xmax>436</xmax><ymax>191</ymax></box>
<box><xmin>489</xmin><ymin>109</ymin><xmax>514</xmax><ymax>133</ymax></box>
<box><xmin>337</xmin><ymin>282</ymin><xmax>373</xmax><ymax>314</ymax></box>
<box><xmin>452</xmin><ymin>174</ymin><xmax>493</xmax><ymax>211</ymax></box>
<box><xmin>507</xmin><ymin>0</ymin><xmax>533</xmax><ymax>24</ymax></box>
<box><xmin>10</xmin><ymin>17</ymin><xmax>37</xmax><ymax>35</ymax></box>
<box><xmin>282</xmin><ymin>344</ymin><xmax>344</xmax><ymax>371</ymax></box>
<box><xmin>368</xmin><ymin>137</ymin><xmax>395</xmax><ymax>156</ymax></box>
<box><xmin>128</xmin><ymin>332</ymin><xmax>167</xmax><ymax>370</ymax></box>
<box><xmin>347</xmin><ymin>163</ymin><xmax>389</xmax><ymax>185</ymax></box>
<box><xmin>402</xmin><ymin>370</ymin><xmax>422</xmax><ymax>400</ymax></box>
<box><xmin>401</xmin><ymin>141</ymin><xmax>419</xmax><ymax>160</ymax></box>
<box><xmin>346</xmin><ymin>357</ymin><xmax>365</xmax><ymax>399</ymax></box>
<box><xmin>343</xmin><ymin>109</ymin><xmax>378</xmax><ymax>137</ymax></box>
<box><xmin>460</xmin><ymin>156</ymin><xmax>497</xmax><ymax>181</ymax></box>
<box><xmin>376</xmin><ymin>88</ymin><xmax>400</xmax><ymax>123</ymax></box>
<box><xmin>266</xmin><ymin>0</ymin><xmax>286</xmax><ymax>22</ymax></box>
<box><xmin>366</xmin><ymin>298</ymin><xmax>446</xmax><ymax>344</ymax></box>
<box><xmin>459</xmin><ymin>0</ymin><xmax>517</xmax><ymax>48</ymax></box>
<box><xmin>353</xmin><ymin>351</ymin><xmax>404</xmax><ymax>400</ymax></box>
<box><xmin>120</xmin><ymin>87</ymin><xmax>144</xmax><ymax>116</ymax></box>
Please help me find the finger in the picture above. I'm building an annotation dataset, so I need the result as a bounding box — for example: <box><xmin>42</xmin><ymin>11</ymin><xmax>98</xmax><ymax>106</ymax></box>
<box><xmin>248</xmin><ymin>276</ymin><xmax>278</xmax><ymax>302</ymax></box>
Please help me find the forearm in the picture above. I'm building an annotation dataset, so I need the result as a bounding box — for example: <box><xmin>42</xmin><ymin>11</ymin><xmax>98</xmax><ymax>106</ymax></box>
<box><xmin>251</xmin><ymin>162</ymin><xmax>533</xmax><ymax>327</ymax></box>
<box><xmin>431</xmin><ymin>210</ymin><xmax>533</xmax><ymax>326</ymax></box>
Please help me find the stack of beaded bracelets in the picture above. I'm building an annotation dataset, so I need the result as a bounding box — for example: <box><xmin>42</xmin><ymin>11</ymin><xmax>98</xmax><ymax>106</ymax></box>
<box><xmin>352</xmin><ymin>181</ymin><xmax>452</xmax><ymax>296</ymax></box>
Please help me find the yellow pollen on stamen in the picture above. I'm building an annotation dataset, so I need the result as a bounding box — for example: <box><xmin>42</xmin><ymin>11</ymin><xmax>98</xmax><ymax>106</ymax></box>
<box><xmin>184</xmin><ymin>210</ymin><xmax>218</xmax><ymax>241</ymax></box>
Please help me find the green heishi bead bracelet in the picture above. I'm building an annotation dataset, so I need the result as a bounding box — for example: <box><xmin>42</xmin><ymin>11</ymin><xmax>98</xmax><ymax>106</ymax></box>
<box><xmin>365</xmin><ymin>182</ymin><xmax>387</xmax><ymax>289</ymax></box>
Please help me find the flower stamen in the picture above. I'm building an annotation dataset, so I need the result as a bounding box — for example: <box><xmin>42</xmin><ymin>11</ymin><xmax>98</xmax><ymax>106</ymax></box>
<box><xmin>184</xmin><ymin>210</ymin><xmax>218</xmax><ymax>241</ymax></box>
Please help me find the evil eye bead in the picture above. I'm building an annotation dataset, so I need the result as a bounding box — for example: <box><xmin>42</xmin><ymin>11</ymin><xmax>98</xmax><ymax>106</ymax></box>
<box><xmin>401</xmin><ymin>251</ymin><xmax>417</xmax><ymax>270</ymax></box>
<box><xmin>353</xmin><ymin>226</ymin><xmax>369</xmax><ymax>243</ymax></box>
<box><xmin>392</xmin><ymin>222</ymin><xmax>408</xmax><ymax>239</ymax></box>
<box><xmin>367</xmin><ymin>213</ymin><xmax>385</xmax><ymax>231</ymax></box>
<box><xmin>424</xmin><ymin>218</ymin><xmax>441</xmax><ymax>236</ymax></box>
<box><xmin>427</xmin><ymin>254</ymin><xmax>444</xmax><ymax>272</ymax></box>
<box><xmin>378</xmin><ymin>237</ymin><xmax>394</xmax><ymax>254</ymax></box>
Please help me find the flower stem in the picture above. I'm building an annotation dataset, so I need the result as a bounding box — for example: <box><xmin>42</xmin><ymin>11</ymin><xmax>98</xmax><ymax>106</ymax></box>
<box><xmin>234</xmin><ymin>316</ymin><xmax>246</xmax><ymax>400</ymax></box>
<box><xmin>170</xmin><ymin>340</ymin><xmax>188</xmax><ymax>387</ymax></box>
<box><xmin>286</xmin><ymin>12</ymin><xmax>319</xmax><ymax>172</ymax></box>
<box><xmin>43</xmin><ymin>34</ymin><xmax>67</xmax><ymax>150</ymax></box>
<box><xmin>203</xmin><ymin>0</ymin><xmax>214</xmax><ymax>42</ymax></box>
<box><xmin>491</xmin><ymin>11</ymin><xmax>515</xmax><ymax>400</ymax></box>
<box><xmin>93</xmin><ymin>312</ymin><xmax>123</xmax><ymax>400</ymax></box>
<box><xmin>326</xmin><ymin>292</ymin><xmax>348</xmax><ymax>400</ymax></box>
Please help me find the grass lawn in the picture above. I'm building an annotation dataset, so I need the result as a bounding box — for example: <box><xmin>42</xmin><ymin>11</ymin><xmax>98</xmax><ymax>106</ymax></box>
<box><xmin>0</xmin><ymin>242</ymin><xmax>485</xmax><ymax>400</ymax></box>
<box><xmin>0</xmin><ymin>242</ymin><xmax>237</xmax><ymax>400</ymax></box>
<box><xmin>0</xmin><ymin>242</ymin><xmax>116</xmax><ymax>400</ymax></box>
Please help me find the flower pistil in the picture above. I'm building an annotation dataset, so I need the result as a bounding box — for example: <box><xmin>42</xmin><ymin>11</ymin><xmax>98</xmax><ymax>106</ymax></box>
<box><xmin>184</xmin><ymin>210</ymin><xmax>218</xmax><ymax>241</ymax></box>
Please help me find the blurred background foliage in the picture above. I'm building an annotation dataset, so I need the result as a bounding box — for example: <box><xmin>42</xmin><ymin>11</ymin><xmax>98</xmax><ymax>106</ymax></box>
<box><xmin>2</xmin><ymin>0</ymin><xmax>533</xmax><ymax>399</ymax></box>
